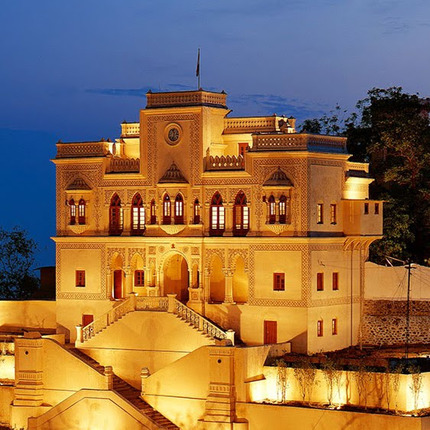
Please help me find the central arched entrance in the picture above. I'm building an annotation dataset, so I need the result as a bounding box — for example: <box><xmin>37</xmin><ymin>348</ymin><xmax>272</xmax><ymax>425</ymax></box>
<box><xmin>163</xmin><ymin>253</ymin><xmax>189</xmax><ymax>303</ymax></box>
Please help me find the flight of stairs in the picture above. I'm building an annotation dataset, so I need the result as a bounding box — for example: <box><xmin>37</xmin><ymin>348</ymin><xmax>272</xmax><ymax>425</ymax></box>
<box><xmin>68</xmin><ymin>347</ymin><xmax>179</xmax><ymax>429</ymax></box>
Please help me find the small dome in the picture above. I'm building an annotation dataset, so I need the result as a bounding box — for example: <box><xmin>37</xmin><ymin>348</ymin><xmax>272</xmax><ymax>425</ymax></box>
<box><xmin>263</xmin><ymin>167</ymin><xmax>293</xmax><ymax>187</ymax></box>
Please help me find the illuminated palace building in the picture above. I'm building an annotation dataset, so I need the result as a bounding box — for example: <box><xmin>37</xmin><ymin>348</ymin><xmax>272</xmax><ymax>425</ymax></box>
<box><xmin>4</xmin><ymin>89</ymin><xmax>399</xmax><ymax>430</ymax></box>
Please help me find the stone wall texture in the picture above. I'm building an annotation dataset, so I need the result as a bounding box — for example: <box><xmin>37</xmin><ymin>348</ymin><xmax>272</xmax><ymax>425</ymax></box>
<box><xmin>362</xmin><ymin>300</ymin><xmax>430</xmax><ymax>345</ymax></box>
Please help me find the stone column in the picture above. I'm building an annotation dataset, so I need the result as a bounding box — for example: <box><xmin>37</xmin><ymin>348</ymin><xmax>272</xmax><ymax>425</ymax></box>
<box><xmin>204</xmin><ymin>268</ymin><xmax>211</xmax><ymax>303</ymax></box>
<box><xmin>223</xmin><ymin>269</ymin><xmax>235</xmax><ymax>304</ymax></box>
<box><xmin>125</xmin><ymin>265</ymin><xmax>133</xmax><ymax>295</ymax></box>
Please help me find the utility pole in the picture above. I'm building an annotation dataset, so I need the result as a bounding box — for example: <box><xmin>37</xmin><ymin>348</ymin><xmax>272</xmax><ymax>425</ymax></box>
<box><xmin>405</xmin><ymin>260</ymin><xmax>412</xmax><ymax>359</ymax></box>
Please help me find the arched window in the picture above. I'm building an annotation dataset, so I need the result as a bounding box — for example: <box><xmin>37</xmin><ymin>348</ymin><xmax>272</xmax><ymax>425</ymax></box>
<box><xmin>131</xmin><ymin>193</ymin><xmax>145</xmax><ymax>235</ymax></box>
<box><xmin>150</xmin><ymin>199</ymin><xmax>157</xmax><ymax>225</ymax></box>
<box><xmin>163</xmin><ymin>194</ymin><xmax>171</xmax><ymax>225</ymax></box>
<box><xmin>69</xmin><ymin>198</ymin><xmax>76</xmax><ymax>225</ymax></box>
<box><xmin>279</xmin><ymin>195</ymin><xmax>287</xmax><ymax>224</ymax></box>
<box><xmin>193</xmin><ymin>198</ymin><xmax>200</xmax><ymax>224</ymax></box>
<box><xmin>210</xmin><ymin>192</ymin><xmax>225</xmax><ymax>236</ymax></box>
<box><xmin>174</xmin><ymin>194</ymin><xmax>184</xmax><ymax>224</ymax></box>
<box><xmin>233</xmin><ymin>191</ymin><xmax>249</xmax><ymax>236</ymax></box>
<box><xmin>78</xmin><ymin>198</ymin><xmax>86</xmax><ymax>225</ymax></box>
<box><xmin>109</xmin><ymin>194</ymin><xmax>123</xmax><ymax>235</ymax></box>
<box><xmin>268</xmin><ymin>195</ymin><xmax>276</xmax><ymax>224</ymax></box>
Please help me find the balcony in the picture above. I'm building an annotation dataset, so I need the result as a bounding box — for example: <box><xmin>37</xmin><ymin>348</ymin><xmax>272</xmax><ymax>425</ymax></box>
<box><xmin>205</xmin><ymin>155</ymin><xmax>244</xmax><ymax>171</ymax></box>
<box><xmin>342</xmin><ymin>200</ymin><xmax>383</xmax><ymax>236</ymax></box>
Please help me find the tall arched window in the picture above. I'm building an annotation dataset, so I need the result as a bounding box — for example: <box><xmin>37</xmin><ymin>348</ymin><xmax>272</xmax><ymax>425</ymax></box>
<box><xmin>268</xmin><ymin>195</ymin><xmax>276</xmax><ymax>224</ymax></box>
<box><xmin>131</xmin><ymin>193</ymin><xmax>145</xmax><ymax>235</ymax></box>
<box><xmin>78</xmin><ymin>198</ymin><xmax>86</xmax><ymax>225</ymax></box>
<box><xmin>163</xmin><ymin>194</ymin><xmax>171</xmax><ymax>225</ymax></box>
<box><xmin>279</xmin><ymin>195</ymin><xmax>287</xmax><ymax>224</ymax></box>
<box><xmin>210</xmin><ymin>192</ymin><xmax>225</xmax><ymax>236</ymax></box>
<box><xmin>150</xmin><ymin>199</ymin><xmax>157</xmax><ymax>224</ymax></box>
<box><xmin>193</xmin><ymin>198</ymin><xmax>200</xmax><ymax>224</ymax></box>
<box><xmin>109</xmin><ymin>194</ymin><xmax>123</xmax><ymax>235</ymax></box>
<box><xmin>233</xmin><ymin>191</ymin><xmax>249</xmax><ymax>236</ymax></box>
<box><xmin>69</xmin><ymin>198</ymin><xmax>76</xmax><ymax>225</ymax></box>
<box><xmin>174</xmin><ymin>194</ymin><xmax>184</xmax><ymax>224</ymax></box>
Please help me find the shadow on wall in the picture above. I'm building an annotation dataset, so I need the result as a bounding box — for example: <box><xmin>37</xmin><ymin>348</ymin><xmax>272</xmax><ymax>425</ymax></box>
<box><xmin>289</xmin><ymin>331</ymin><xmax>307</xmax><ymax>354</ymax></box>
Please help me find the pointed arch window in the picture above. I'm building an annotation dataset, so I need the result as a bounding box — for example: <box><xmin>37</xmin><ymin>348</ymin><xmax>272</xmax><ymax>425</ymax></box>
<box><xmin>163</xmin><ymin>194</ymin><xmax>171</xmax><ymax>225</ymax></box>
<box><xmin>131</xmin><ymin>193</ymin><xmax>145</xmax><ymax>235</ymax></box>
<box><xmin>174</xmin><ymin>194</ymin><xmax>184</xmax><ymax>224</ymax></box>
<box><xmin>233</xmin><ymin>191</ymin><xmax>249</xmax><ymax>236</ymax></box>
<box><xmin>268</xmin><ymin>195</ymin><xmax>276</xmax><ymax>224</ymax></box>
<box><xmin>69</xmin><ymin>198</ymin><xmax>76</xmax><ymax>225</ymax></box>
<box><xmin>193</xmin><ymin>198</ymin><xmax>200</xmax><ymax>224</ymax></box>
<box><xmin>210</xmin><ymin>192</ymin><xmax>225</xmax><ymax>236</ymax></box>
<box><xmin>150</xmin><ymin>199</ymin><xmax>156</xmax><ymax>224</ymax></box>
<box><xmin>109</xmin><ymin>194</ymin><xmax>123</xmax><ymax>235</ymax></box>
<box><xmin>279</xmin><ymin>195</ymin><xmax>287</xmax><ymax>224</ymax></box>
<box><xmin>78</xmin><ymin>198</ymin><xmax>86</xmax><ymax>225</ymax></box>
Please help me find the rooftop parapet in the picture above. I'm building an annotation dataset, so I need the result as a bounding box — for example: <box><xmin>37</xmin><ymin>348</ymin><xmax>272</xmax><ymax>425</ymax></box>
<box><xmin>224</xmin><ymin>115</ymin><xmax>295</xmax><ymax>134</ymax></box>
<box><xmin>146</xmin><ymin>90</ymin><xmax>228</xmax><ymax>109</ymax></box>
<box><xmin>56</xmin><ymin>140</ymin><xmax>110</xmax><ymax>159</ymax></box>
<box><xmin>120</xmin><ymin>121</ymin><xmax>140</xmax><ymax>137</ymax></box>
<box><xmin>250</xmin><ymin>133</ymin><xmax>347</xmax><ymax>153</ymax></box>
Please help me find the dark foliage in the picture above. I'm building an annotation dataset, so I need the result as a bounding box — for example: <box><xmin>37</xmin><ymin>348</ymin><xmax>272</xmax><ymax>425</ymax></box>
<box><xmin>0</xmin><ymin>226</ymin><xmax>40</xmax><ymax>299</ymax></box>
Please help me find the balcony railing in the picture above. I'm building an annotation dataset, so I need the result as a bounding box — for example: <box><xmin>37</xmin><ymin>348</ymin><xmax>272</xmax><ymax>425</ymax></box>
<box><xmin>206</xmin><ymin>155</ymin><xmax>244</xmax><ymax>171</ymax></box>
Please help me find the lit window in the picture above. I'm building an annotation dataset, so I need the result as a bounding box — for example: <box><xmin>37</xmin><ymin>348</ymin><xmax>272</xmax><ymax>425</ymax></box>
<box><xmin>332</xmin><ymin>318</ymin><xmax>338</xmax><ymax>335</ymax></box>
<box><xmin>109</xmin><ymin>194</ymin><xmax>123</xmax><ymax>235</ymax></box>
<box><xmin>78</xmin><ymin>199</ymin><xmax>86</xmax><ymax>225</ymax></box>
<box><xmin>210</xmin><ymin>192</ymin><xmax>225</xmax><ymax>236</ymax></box>
<box><xmin>364</xmin><ymin>202</ymin><xmax>369</xmax><ymax>214</ymax></box>
<box><xmin>317</xmin><ymin>319</ymin><xmax>324</xmax><ymax>337</ymax></box>
<box><xmin>332</xmin><ymin>272</ymin><xmax>339</xmax><ymax>291</ymax></box>
<box><xmin>134</xmin><ymin>270</ymin><xmax>144</xmax><ymax>287</ymax></box>
<box><xmin>273</xmin><ymin>273</ymin><xmax>285</xmax><ymax>291</ymax></box>
<box><xmin>317</xmin><ymin>203</ymin><xmax>323</xmax><ymax>224</ymax></box>
<box><xmin>76</xmin><ymin>270</ymin><xmax>85</xmax><ymax>287</ymax></box>
<box><xmin>193</xmin><ymin>198</ymin><xmax>200</xmax><ymax>224</ymax></box>
<box><xmin>233</xmin><ymin>191</ymin><xmax>249</xmax><ymax>236</ymax></box>
<box><xmin>150</xmin><ymin>199</ymin><xmax>156</xmax><ymax>224</ymax></box>
<box><xmin>163</xmin><ymin>194</ymin><xmax>171</xmax><ymax>225</ymax></box>
<box><xmin>131</xmin><ymin>193</ymin><xmax>145</xmax><ymax>235</ymax></box>
<box><xmin>317</xmin><ymin>272</ymin><xmax>324</xmax><ymax>291</ymax></box>
<box><xmin>268</xmin><ymin>195</ymin><xmax>276</xmax><ymax>224</ymax></box>
<box><xmin>330</xmin><ymin>204</ymin><xmax>337</xmax><ymax>224</ymax></box>
<box><xmin>69</xmin><ymin>198</ymin><xmax>76</xmax><ymax>225</ymax></box>
<box><xmin>375</xmin><ymin>203</ymin><xmax>379</xmax><ymax>215</ymax></box>
<box><xmin>279</xmin><ymin>195</ymin><xmax>287</xmax><ymax>224</ymax></box>
<box><xmin>174</xmin><ymin>194</ymin><xmax>184</xmax><ymax>224</ymax></box>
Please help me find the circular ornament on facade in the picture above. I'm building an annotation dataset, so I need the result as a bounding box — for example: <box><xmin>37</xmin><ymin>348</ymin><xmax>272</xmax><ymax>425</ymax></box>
<box><xmin>164</xmin><ymin>123</ymin><xmax>182</xmax><ymax>146</ymax></box>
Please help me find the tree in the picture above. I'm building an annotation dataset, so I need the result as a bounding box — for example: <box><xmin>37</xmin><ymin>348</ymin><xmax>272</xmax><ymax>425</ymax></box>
<box><xmin>348</xmin><ymin>87</ymin><xmax>430</xmax><ymax>263</ymax></box>
<box><xmin>0</xmin><ymin>227</ymin><xmax>40</xmax><ymax>299</ymax></box>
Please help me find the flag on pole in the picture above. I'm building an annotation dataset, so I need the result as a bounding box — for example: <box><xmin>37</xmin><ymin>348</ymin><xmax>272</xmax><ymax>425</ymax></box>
<box><xmin>196</xmin><ymin>48</ymin><xmax>200</xmax><ymax>77</ymax></box>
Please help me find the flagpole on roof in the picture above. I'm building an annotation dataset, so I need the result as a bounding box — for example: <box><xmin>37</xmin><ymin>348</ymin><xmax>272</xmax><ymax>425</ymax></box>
<box><xmin>196</xmin><ymin>48</ymin><xmax>201</xmax><ymax>90</ymax></box>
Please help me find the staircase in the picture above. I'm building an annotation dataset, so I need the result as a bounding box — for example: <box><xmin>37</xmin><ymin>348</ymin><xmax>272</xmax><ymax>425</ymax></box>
<box><xmin>78</xmin><ymin>295</ymin><xmax>234</xmax><ymax>346</ymax></box>
<box><xmin>68</xmin><ymin>347</ymin><xmax>179</xmax><ymax>429</ymax></box>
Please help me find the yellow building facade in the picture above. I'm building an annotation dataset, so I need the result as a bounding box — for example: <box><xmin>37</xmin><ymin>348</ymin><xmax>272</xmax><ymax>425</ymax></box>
<box><xmin>53</xmin><ymin>89</ymin><xmax>382</xmax><ymax>354</ymax></box>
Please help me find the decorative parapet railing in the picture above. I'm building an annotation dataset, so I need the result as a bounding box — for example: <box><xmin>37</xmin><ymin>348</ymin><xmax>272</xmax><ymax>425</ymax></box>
<box><xmin>206</xmin><ymin>155</ymin><xmax>244</xmax><ymax>171</ymax></box>
<box><xmin>106</xmin><ymin>157</ymin><xmax>140</xmax><ymax>173</ymax></box>
<box><xmin>251</xmin><ymin>133</ymin><xmax>346</xmax><ymax>152</ymax></box>
<box><xmin>79</xmin><ymin>296</ymin><xmax>135</xmax><ymax>343</ymax></box>
<box><xmin>56</xmin><ymin>141</ymin><xmax>110</xmax><ymax>159</ymax></box>
<box><xmin>120</xmin><ymin>122</ymin><xmax>140</xmax><ymax>137</ymax></box>
<box><xmin>146</xmin><ymin>90</ymin><xmax>227</xmax><ymax>109</ymax></box>
<box><xmin>136</xmin><ymin>296</ymin><xmax>168</xmax><ymax>311</ymax></box>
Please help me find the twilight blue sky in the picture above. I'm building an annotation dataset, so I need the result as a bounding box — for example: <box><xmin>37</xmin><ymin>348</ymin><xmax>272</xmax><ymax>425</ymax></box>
<box><xmin>1</xmin><ymin>0</ymin><xmax>430</xmax><ymax>266</ymax></box>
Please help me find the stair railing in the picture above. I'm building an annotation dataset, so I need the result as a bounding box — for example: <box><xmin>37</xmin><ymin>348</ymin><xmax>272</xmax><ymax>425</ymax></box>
<box><xmin>171</xmin><ymin>296</ymin><xmax>235</xmax><ymax>345</ymax></box>
<box><xmin>78</xmin><ymin>295</ymin><xmax>136</xmax><ymax>343</ymax></box>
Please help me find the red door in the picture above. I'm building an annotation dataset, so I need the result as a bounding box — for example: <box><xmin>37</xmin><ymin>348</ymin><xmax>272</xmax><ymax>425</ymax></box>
<box><xmin>114</xmin><ymin>270</ymin><xmax>122</xmax><ymax>299</ymax></box>
<box><xmin>264</xmin><ymin>320</ymin><xmax>277</xmax><ymax>344</ymax></box>
<box><xmin>82</xmin><ymin>314</ymin><xmax>94</xmax><ymax>327</ymax></box>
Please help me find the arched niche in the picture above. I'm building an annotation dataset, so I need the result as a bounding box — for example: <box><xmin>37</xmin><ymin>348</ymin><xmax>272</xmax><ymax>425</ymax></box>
<box><xmin>233</xmin><ymin>256</ymin><xmax>248</xmax><ymax>303</ymax></box>
<box><xmin>163</xmin><ymin>253</ymin><xmax>189</xmax><ymax>303</ymax></box>
<box><xmin>209</xmin><ymin>255</ymin><xmax>225</xmax><ymax>303</ymax></box>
